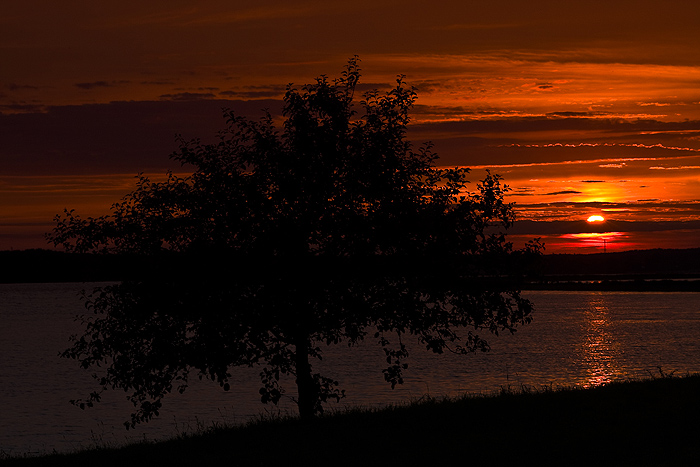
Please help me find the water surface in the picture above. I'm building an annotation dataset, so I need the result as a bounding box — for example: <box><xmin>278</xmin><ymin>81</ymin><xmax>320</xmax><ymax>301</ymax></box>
<box><xmin>1</xmin><ymin>284</ymin><xmax>698</xmax><ymax>454</ymax></box>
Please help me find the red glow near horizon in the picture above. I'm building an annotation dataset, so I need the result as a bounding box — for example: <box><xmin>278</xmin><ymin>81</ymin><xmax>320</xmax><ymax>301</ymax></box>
<box><xmin>558</xmin><ymin>232</ymin><xmax>633</xmax><ymax>252</ymax></box>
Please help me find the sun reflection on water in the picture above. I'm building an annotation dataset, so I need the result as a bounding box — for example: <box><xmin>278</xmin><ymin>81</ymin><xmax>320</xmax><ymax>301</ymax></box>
<box><xmin>581</xmin><ymin>294</ymin><xmax>621</xmax><ymax>387</ymax></box>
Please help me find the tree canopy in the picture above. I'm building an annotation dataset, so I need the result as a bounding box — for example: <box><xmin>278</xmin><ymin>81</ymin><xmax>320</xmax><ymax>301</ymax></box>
<box><xmin>49</xmin><ymin>58</ymin><xmax>541</xmax><ymax>425</ymax></box>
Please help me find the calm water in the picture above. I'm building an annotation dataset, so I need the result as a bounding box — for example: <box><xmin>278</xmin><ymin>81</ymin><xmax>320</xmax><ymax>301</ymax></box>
<box><xmin>1</xmin><ymin>283</ymin><xmax>699</xmax><ymax>455</ymax></box>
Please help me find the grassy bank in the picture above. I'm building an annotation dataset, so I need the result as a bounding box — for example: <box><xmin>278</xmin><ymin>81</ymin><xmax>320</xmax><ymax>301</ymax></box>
<box><xmin>4</xmin><ymin>374</ymin><xmax>700</xmax><ymax>466</ymax></box>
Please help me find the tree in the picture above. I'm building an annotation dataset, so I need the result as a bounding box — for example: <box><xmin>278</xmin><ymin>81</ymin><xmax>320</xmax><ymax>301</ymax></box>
<box><xmin>49</xmin><ymin>57</ymin><xmax>541</xmax><ymax>426</ymax></box>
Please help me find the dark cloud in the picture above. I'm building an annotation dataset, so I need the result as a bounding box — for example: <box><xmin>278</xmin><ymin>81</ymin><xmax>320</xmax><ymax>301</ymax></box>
<box><xmin>510</xmin><ymin>219</ymin><xmax>700</xmax><ymax>235</ymax></box>
<box><xmin>411</xmin><ymin>79</ymin><xmax>483</xmax><ymax>95</ymax></box>
<box><xmin>140</xmin><ymin>80</ymin><xmax>176</xmax><ymax>86</ymax></box>
<box><xmin>219</xmin><ymin>85</ymin><xmax>287</xmax><ymax>99</ymax></box>
<box><xmin>220</xmin><ymin>83</ymin><xmax>354</xmax><ymax>100</ymax></box>
<box><xmin>7</xmin><ymin>83</ymin><xmax>40</xmax><ymax>91</ymax></box>
<box><xmin>75</xmin><ymin>81</ymin><xmax>113</xmax><ymax>90</ymax></box>
<box><xmin>0</xmin><ymin>99</ymin><xmax>283</xmax><ymax>176</ymax></box>
<box><xmin>545</xmin><ymin>190</ymin><xmax>583</xmax><ymax>196</ymax></box>
<box><xmin>407</xmin><ymin>117</ymin><xmax>700</xmax><ymax>166</ymax></box>
<box><xmin>510</xmin><ymin>187</ymin><xmax>536</xmax><ymax>196</ymax></box>
<box><xmin>0</xmin><ymin>103</ymin><xmax>47</xmax><ymax>113</ymax></box>
<box><xmin>513</xmin><ymin>201</ymin><xmax>700</xmax><ymax>226</ymax></box>
<box><xmin>580</xmin><ymin>180</ymin><xmax>605</xmax><ymax>183</ymax></box>
<box><xmin>220</xmin><ymin>90</ymin><xmax>281</xmax><ymax>99</ymax></box>
<box><xmin>355</xmin><ymin>82</ymin><xmax>393</xmax><ymax>93</ymax></box>
<box><xmin>509</xmin><ymin>192</ymin><xmax>535</xmax><ymax>197</ymax></box>
<box><xmin>159</xmin><ymin>92</ymin><xmax>217</xmax><ymax>101</ymax></box>
<box><xmin>413</xmin><ymin>117</ymin><xmax>700</xmax><ymax>136</ymax></box>
<box><xmin>546</xmin><ymin>111</ymin><xmax>597</xmax><ymax>117</ymax></box>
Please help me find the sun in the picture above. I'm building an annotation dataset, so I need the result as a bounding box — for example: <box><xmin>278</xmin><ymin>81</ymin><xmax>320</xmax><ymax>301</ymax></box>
<box><xmin>587</xmin><ymin>215</ymin><xmax>605</xmax><ymax>223</ymax></box>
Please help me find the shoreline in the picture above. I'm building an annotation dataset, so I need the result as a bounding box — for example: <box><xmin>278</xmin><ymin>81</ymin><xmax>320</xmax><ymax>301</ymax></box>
<box><xmin>2</xmin><ymin>248</ymin><xmax>700</xmax><ymax>288</ymax></box>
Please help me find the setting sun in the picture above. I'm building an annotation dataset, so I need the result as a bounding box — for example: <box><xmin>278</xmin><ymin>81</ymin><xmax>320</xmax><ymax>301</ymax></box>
<box><xmin>587</xmin><ymin>215</ymin><xmax>605</xmax><ymax>223</ymax></box>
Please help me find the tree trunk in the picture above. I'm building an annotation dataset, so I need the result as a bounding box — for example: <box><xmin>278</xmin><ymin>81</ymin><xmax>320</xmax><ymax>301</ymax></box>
<box><xmin>294</xmin><ymin>333</ymin><xmax>318</xmax><ymax>421</ymax></box>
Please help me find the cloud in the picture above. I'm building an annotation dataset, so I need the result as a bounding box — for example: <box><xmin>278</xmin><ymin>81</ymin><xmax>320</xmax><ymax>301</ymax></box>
<box><xmin>405</xmin><ymin>113</ymin><xmax>700</xmax><ymax>168</ymax></box>
<box><xmin>355</xmin><ymin>82</ymin><xmax>394</xmax><ymax>93</ymax></box>
<box><xmin>509</xmin><ymin>219</ymin><xmax>700</xmax><ymax>236</ymax></box>
<box><xmin>159</xmin><ymin>92</ymin><xmax>217</xmax><ymax>101</ymax></box>
<box><xmin>411</xmin><ymin>117</ymin><xmax>700</xmax><ymax>139</ymax></box>
<box><xmin>546</xmin><ymin>111</ymin><xmax>596</xmax><ymax>117</ymax></box>
<box><xmin>111</xmin><ymin>4</ymin><xmax>321</xmax><ymax>28</ymax></box>
<box><xmin>649</xmin><ymin>165</ymin><xmax>700</xmax><ymax>170</ymax></box>
<box><xmin>513</xmin><ymin>200</ymin><xmax>700</xmax><ymax>224</ymax></box>
<box><xmin>431</xmin><ymin>22</ymin><xmax>519</xmax><ymax>31</ymax></box>
<box><xmin>535</xmin><ymin>83</ymin><xmax>555</xmax><ymax>91</ymax></box>
<box><xmin>545</xmin><ymin>190</ymin><xmax>582</xmax><ymax>196</ymax></box>
<box><xmin>140</xmin><ymin>80</ymin><xmax>177</xmax><ymax>86</ymax></box>
<box><xmin>75</xmin><ymin>81</ymin><xmax>113</xmax><ymax>90</ymax></box>
<box><xmin>0</xmin><ymin>103</ymin><xmax>46</xmax><ymax>113</ymax></box>
<box><xmin>220</xmin><ymin>90</ymin><xmax>281</xmax><ymax>99</ymax></box>
<box><xmin>7</xmin><ymin>83</ymin><xmax>40</xmax><ymax>91</ymax></box>
<box><xmin>0</xmin><ymin>99</ymin><xmax>282</xmax><ymax>176</ymax></box>
<box><xmin>219</xmin><ymin>85</ymin><xmax>287</xmax><ymax>100</ymax></box>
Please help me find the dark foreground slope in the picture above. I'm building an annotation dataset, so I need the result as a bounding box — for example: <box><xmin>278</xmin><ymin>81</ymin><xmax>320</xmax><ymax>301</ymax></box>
<box><xmin>4</xmin><ymin>374</ymin><xmax>700</xmax><ymax>467</ymax></box>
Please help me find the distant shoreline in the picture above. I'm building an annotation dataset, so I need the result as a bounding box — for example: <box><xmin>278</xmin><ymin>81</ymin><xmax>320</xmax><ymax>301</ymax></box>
<box><xmin>2</xmin><ymin>248</ymin><xmax>700</xmax><ymax>289</ymax></box>
<box><xmin>524</xmin><ymin>277</ymin><xmax>700</xmax><ymax>292</ymax></box>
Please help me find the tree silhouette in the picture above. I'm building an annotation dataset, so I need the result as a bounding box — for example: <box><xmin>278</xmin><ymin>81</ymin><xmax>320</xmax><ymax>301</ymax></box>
<box><xmin>49</xmin><ymin>58</ymin><xmax>541</xmax><ymax>425</ymax></box>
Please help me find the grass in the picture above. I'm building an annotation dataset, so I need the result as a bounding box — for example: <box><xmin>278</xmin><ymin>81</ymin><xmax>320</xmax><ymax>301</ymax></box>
<box><xmin>3</xmin><ymin>373</ymin><xmax>700</xmax><ymax>466</ymax></box>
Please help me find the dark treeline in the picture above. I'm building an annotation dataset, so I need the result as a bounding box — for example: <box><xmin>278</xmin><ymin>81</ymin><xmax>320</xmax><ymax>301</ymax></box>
<box><xmin>2</xmin><ymin>247</ymin><xmax>700</xmax><ymax>286</ymax></box>
<box><xmin>540</xmin><ymin>247</ymin><xmax>700</xmax><ymax>276</ymax></box>
<box><xmin>528</xmin><ymin>247</ymin><xmax>700</xmax><ymax>291</ymax></box>
<box><xmin>0</xmin><ymin>249</ymin><xmax>131</xmax><ymax>284</ymax></box>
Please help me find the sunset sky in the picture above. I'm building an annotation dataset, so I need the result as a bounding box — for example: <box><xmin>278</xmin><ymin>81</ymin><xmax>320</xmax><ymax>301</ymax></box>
<box><xmin>2</xmin><ymin>1</ymin><xmax>699</xmax><ymax>252</ymax></box>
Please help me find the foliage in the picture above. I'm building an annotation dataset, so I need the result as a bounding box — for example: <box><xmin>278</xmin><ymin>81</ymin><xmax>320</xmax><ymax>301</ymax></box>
<box><xmin>49</xmin><ymin>57</ymin><xmax>541</xmax><ymax>425</ymax></box>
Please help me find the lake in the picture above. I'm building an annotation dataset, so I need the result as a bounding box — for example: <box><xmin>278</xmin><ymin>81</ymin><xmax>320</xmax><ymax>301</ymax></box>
<box><xmin>1</xmin><ymin>282</ymin><xmax>699</xmax><ymax>455</ymax></box>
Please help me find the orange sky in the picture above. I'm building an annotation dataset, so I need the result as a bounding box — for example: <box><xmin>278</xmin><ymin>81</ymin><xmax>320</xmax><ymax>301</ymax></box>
<box><xmin>2</xmin><ymin>1</ymin><xmax>700</xmax><ymax>252</ymax></box>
